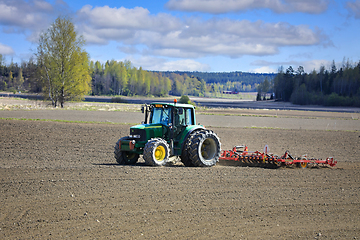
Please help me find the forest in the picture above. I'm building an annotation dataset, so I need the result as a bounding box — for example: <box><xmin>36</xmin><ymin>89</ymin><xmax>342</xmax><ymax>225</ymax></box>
<box><xmin>273</xmin><ymin>60</ymin><xmax>360</xmax><ymax>107</ymax></box>
<box><xmin>1</xmin><ymin>53</ymin><xmax>359</xmax><ymax>107</ymax></box>
<box><xmin>0</xmin><ymin>55</ymin><xmax>271</xmax><ymax>98</ymax></box>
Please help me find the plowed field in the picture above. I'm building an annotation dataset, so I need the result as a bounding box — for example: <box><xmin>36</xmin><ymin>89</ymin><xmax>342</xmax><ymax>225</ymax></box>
<box><xmin>1</xmin><ymin>99</ymin><xmax>359</xmax><ymax>239</ymax></box>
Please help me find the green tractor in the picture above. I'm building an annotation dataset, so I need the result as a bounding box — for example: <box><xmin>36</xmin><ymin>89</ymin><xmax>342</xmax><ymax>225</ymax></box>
<box><xmin>114</xmin><ymin>100</ymin><xmax>221</xmax><ymax>167</ymax></box>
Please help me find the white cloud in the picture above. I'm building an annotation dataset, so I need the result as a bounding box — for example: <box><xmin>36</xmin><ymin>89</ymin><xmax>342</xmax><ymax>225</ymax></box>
<box><xmin>33</xmin><ymin>0</ymin><xmax>53</xmax><ymax>11</ymax></box>
<box><xmin>0</xmin><ymin>0</ymin><xmax>68</xmax><ymax>41</ymax></box>
<box><xmin>165</xmin><ymin>0</ymin><xmax>329</xmax><ymax>14</ymax></box>
<box><xmin>0</xmin><ymin>42</ymin><xmax>14</xmax><ymax>55</ymax></box>
<box><xmin>249</xmin><ymin>66</ymin><xmax>276</xmax><ymax>73</ymax></box>
<box><xmin>346</xmin><ymin>0</ymin><xmax>360</xmax><ymax>19</ymax></box>
<box><xmin>0</xmin><ymin>0</ymin><xmax>49</xmax><ymax>29</ymax></box>
<box><xmin>126</xmin><ymin>56</ymin><xmax>211</xmax><ymax>71</ymax></box>
<box><xmin>160</xmin><ymin>59</ymin><xmax>211</xmax><ymax>71</ymax></box>
<box><xmin>77</xmin><ymin>5</ymin><xmax>325</xmax><ymax>59</ymax></box>
<box><xmin>302</xmin><ymin>59</ymin><xmax>332</xmax><ymax>72</ymax></box>
<box><xmin>77</xmin><ymin>5</ymin><xmax>180</xmax><ymax>31</ymax></box>
<box><xmin>251</xmin><ymin>59</ymin><xmax>332</xmax><ymax>73</ymax></box>
<box><xmin>118</xmin><ymin>46</ymin><xmax>140</xmax><ymax>55</ymax></box>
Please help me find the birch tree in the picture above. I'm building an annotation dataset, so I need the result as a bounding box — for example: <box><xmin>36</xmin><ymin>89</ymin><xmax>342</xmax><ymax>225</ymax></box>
<box><xmin>36</xmin><ymin>16</ymin><xmax>91</xmax><ymax>107</ymax></box>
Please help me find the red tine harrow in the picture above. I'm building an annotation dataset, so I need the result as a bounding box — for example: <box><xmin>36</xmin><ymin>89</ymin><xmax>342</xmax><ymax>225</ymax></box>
<box><xmin>219</xmin><ymin>145</ymin><xmax>337</xmax><ymax>168</ymax></box>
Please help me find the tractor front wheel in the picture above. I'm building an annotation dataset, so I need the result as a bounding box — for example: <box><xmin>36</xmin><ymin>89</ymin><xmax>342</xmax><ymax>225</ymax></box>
<box><xmin>143</xmin><ymin>138</ymin><xmax>170</xmax><ymax>166</ymax></box>
<box><xmin>114</xmin><ymin>137</ymin><xmax>139</xmax><ymax>165</ymax></box>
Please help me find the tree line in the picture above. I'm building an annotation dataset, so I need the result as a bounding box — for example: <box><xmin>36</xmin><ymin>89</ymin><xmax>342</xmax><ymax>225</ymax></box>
<box><xmin>273</xmin><ymin>60</ymin><xmax>360</xmax><ymax>107</ymax></box>
<box><xmin>161</xmin><ymin>71</ymin><xmax>274</xmax><ymax>94</ymax></box>
<box><xmin>90</xmin><ymin>60</ymin><xmax>171</xmax><ymax>97</ymax></box>
<box><xmin>0</xmin><ymin>54</ymin><xmax>269</xmax><ymax>99</ymax></box>
<box><xmin>2</xmin><ymin>53</ymin><xmax>359</xmax><ymax>107</ymax></box>
<box><xmin>89</xmin><ymin>65</ymin><xmax>273</xmax><ymax>97</ymax></box>
<box><xmin>0</xmin><ymin>55</ymin><xmax>40</xmax><ymax>94</ymax></box>
<box><xmin>160</xmin><ymin>71</ymin><xmax>275</xmax><ymax>85</ymax></box>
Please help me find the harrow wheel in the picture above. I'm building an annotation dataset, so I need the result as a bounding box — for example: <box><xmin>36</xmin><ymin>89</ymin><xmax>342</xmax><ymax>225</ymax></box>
<box><xmin>114</xmin><ymin>137</ymin><xmax>139</xmax><ymax>165</ymax></box>
<box><xmin>189</xmin><ymin>130</ymin><xmax>221</xmax><ymax>167</ymax></box>
<box><xmin>297</xmin><ymin>162</ymin><xmax>308</xmax><ymax>169</ymax></box>
<box><xmin>296</xmin><ymin>157</ymin><xmax>308</xmax><ymax>169</ymax></box>
<box><xmin>143</xmin><ymin>138</ymin><xmax>170</xmax><ymax>166</ymax></box>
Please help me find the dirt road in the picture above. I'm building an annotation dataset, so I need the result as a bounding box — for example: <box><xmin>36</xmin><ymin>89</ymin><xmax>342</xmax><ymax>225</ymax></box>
<box><xmin>0</xmin><ymin>105</ymin><xmax>360</xmax><ymax>239</ymax></box>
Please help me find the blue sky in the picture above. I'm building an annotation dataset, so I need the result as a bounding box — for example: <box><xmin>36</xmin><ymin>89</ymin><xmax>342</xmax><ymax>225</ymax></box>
<box><xmin>0</xmin><ymin>0</ymin><xmax>359</xmax><ymax>73</ymax></box>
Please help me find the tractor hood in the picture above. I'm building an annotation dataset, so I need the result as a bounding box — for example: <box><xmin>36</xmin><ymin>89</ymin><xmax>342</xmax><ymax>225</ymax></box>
<box><xmin>129</xmin><ymin>123</ymin><xmax>165</xmax><ymax>142</ymax></box>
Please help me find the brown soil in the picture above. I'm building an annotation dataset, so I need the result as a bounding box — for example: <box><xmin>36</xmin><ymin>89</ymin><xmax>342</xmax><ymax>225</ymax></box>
<box><xmin>1</xmin><ymin>104</ymin><xmax>360</xmax><ymax>239</ymax></box>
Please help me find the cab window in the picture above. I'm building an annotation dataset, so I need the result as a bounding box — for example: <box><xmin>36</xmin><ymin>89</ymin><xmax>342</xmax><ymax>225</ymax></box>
<box><xmin>175</xmin><ymin>108</ymin><xmax>186</xmax><ymax>126</ymax></box>
<box><xmin>150</xmin><ymin>107</ymin><xmax>172</xmax><ymax>125</ymax></box>
<box><xmin>185</xmin><ymin>108</ymin><xmax>194</xmax><ymax>125</ymax></box>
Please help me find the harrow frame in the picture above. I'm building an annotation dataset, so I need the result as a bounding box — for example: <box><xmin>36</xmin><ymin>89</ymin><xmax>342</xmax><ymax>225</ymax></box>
<box><xmin>219</xmin><ymin>145</ymin><xmax>337</xmax><ymax>168</ymax></box>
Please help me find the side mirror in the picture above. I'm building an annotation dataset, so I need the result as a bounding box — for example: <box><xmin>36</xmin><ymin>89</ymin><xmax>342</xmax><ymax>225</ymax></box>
<box><xmin>141</xmin><ymin>106</ymin><xmax>145</xmax><ymax>113</ymax></box>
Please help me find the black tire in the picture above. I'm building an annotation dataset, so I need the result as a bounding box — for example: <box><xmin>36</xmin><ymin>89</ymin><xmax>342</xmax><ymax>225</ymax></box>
<box><xmin>143</xmin><ymin>138</ymin><xmax>170</xmax><ymax>166</ymax></box>
<box><xmin>189</xmin><ymin>130</ymin><xmax>221</xmax><ymax>167</ymax></box>
<box><xmin>114</xmin><ymin>137</ymin><xmax>139</xmax><ymax>165</ymax></box>
<box><xmin>180</xmin><ymin>131</ymin><xmax>199</xmax><ymax>167</ymax></box>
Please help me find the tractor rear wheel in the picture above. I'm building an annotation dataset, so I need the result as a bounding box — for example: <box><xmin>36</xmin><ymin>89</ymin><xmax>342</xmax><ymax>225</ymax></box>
<box><xmin>143</xmin><ymin>138</ymin><xmax>170</xmax><ymax>166</ymax></box>
<box><xmin>180</xmin><ymin>131</ymin><xmax>199</xmax><ymax>167</ymax></box>
<box><xmin>114</xmin><ymin>137</ymin><xmax>139</xmax><ymax>165</ymax></box>
<box><xmin>189</xmin><ymin>130</ymin><xmax>221</xmax><ymax>167</ymax></box>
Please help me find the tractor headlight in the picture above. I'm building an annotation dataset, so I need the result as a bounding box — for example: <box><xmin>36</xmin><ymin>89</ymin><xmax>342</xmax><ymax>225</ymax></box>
<box><xmin>129</xmin><ymin>135</ymin><xmax>141</xmax><ymax>139</ymax></box>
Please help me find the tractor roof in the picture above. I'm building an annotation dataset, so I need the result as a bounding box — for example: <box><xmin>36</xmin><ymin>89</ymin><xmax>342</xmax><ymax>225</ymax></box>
<box><xmin>150</xmin><ymin>102</ymin><xmax>195</xmax><ymax>109</ymax></box>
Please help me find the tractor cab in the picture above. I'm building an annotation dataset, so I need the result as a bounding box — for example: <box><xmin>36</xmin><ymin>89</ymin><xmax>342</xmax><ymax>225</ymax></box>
<box><xmin>139</xmin><ymin>102</ymin><xmax>197</xmax><ymax>143</ymax></box>
<box><xmin>143</xmin><ymin>102</ymin><xmax>195</xmax><ymax>127</ymax></box>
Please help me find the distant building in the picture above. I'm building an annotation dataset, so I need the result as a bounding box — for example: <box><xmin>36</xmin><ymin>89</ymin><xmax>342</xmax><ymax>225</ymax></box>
<box><xmin>223</xmin><ymin>91</ymin><xmax>239</xmax><ymax>94</ymax></box>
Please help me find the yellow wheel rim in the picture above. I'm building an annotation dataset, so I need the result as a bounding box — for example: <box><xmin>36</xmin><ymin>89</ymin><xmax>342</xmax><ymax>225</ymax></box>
<box><xmin>155</xmin><ymin>145</ymin><xmax>166</xmax><ymax>161</ymax></box>
<box><xmin>300</xmin><ymin>162</ymin><xmax>307</xmax><ymax>168</ymax></box>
